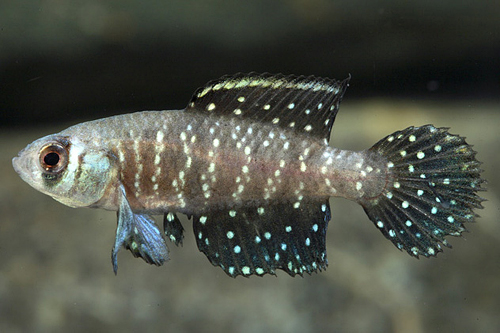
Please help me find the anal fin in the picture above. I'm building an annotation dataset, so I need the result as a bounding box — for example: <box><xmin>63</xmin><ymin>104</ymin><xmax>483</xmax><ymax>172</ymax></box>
<box><xmin>193</xmin><ymin>199</ymin><xmax>331</xmax><ymax>277</ymax></box>
<box><xmin>112</xmin><ymin>185</ymin><xmax>169</xmax><ymax>274</ymax></box>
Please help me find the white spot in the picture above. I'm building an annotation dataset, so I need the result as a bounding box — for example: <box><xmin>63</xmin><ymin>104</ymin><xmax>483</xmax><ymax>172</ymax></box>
<box><xmin>156</xmin><ymin>131</ymin><xmax>164</xmax><ymax>142</ymax></box>
<box><xmin>389</xmin><ymin>230</ymin><xmax>396</xmax><ymax>237</ymax></box>
<box><xmin>209</xmin><ymin>127</ymin><xmax>215</xmax><ymax>135</ymax></box>
<box><xmin>263</xmin><ymin>140</ymin><xmax>270</xmax><ymax>147</ymax></box>
<box><xmin>304</xmin><ymin>125</ymin><xmax>313</xmax><ymax>131</ymax></box>
<box><xmin>409</xmin><ymin>165</ymin><xmax>415</xmax><ymax>173</ymax></box>
<box><xmin>420</xmin><ymin>173</ymin><xmax>426</xmax><ymax>179</ymax></box>
<box><xmin>237</xmin><ymin>96</ymin><xmax>245</xmax><ymax>103</ymax></box>
<box><xmin>387</xmin><ymin>161</ymin><xmax>394</xmax><ymax>168</ymax></box>
<box><xmin>207</xmin><ymin>103</ymin><xmax>216</xmax><ymax>111</ymax></box>
<box><xmin>283</xmin><ymin>142</ymin><xmax>289</xmax><ymax>150</ymax></box>
<box><xmin>244</xmin><ymin>146</ymin><xmax>251</xmax><ymax>155</ymax></box>
<box><xmin>300</xmin><ymin>162</ymin><xmax>307</xmax><ymax>172</ymax></box>
<box><xmin>233</xmin><ymin>108</ymin><xmax>242</xmax><ymax>115</ymax></box>
<box><xmin>242</xmin><ymin>165</ymin><xmax>249</xmax><ymax>173</ymax></box>
<box><xmin>312</xmin><ymin>224</ymin><xmax>318</xmax><ymax>232</ymax></box>
<box><xmin>228</xmin><ymin>267</ymin><xmax>235</xmax><ymax>275</ymax></box>
<box><xmin>255</xmin><ymin>236</ymin><xmax>261</xmax><ymax>243</ymax></box>
<box><xmin>443</xmin><ymin>178</ymin><xmax>450</xmax><ymax>185</ymax></box>
<box><xmin>305</xmin><ymin>238</ymin><xmax>311</xmax><ymax>246</ymax></box>
<box><xmin>386</xmin><ymin>192</ymin><xmax>393</xmax><ymax>199</ymax></box>
<box><xmin>285</xmin><ymin>226</ymin><xmax>292</xmax><ymax>232</ymax></box>
<box><xmin>274</xmin><ymin>169</ymin><xmax>280</xmax><ymax>177</ymax></box>
<box><xmin>242</xmin><ymin>266</ymin><xmax>250</xmax><ymax>275</ymax></box>
<box><xmin>417</xmin><ymin>151</ymin><xmax>425</xmax><ymax>159</ymax></box>
<box><xmin>393</xmin><ymin>182</ymin><xmax>400</xmax><ymax>189</ymax></box>
<box><xmin>434</xmin><ymin>145</ymin><xmax>442</xmax><ymax>152</ymax></box>
<box><xmin>387</xmin><ymin>136</ymin><xmax>394</xmax><ymax>142</ymax></box>
<box><xmin>213</xmin><ymin>138</ymin><xmax>220</xmax><ymax>147</ymax></box>
<box><xmin>409</xmin><ymin>135</ymin><xmax>416</xmax><ymax>142</ymax></box>
<box><xmin>257</xmin><ymin>207</ymin><xmax>265</xmax><ymax>215</ymax></box>
<box><xmin>272</xmin><ymin>117</ymin><xmax>280</xmax><ymax>124</ymax></box>
<box><xmin>281</xmin><ymin>243</ymin><xmax>287</xmax><ymax>251</ymax></box>
<box><xmin>256</xmin><ymin>267</ymin><xmax>264</xmax><ymax>275</ymax></box>
<box><xmin>289</xmin><ymin>122</ymin><xmax>295</xmax><ymax>127</ymax></box>
<box><xmin>264</xmin><ymin>232</ymin><xmax>271</xmax><ymax>239</ymax></box>
<box><xmin>321</xmin><ymin>204</ymin><xmax>327</xmax><ymax>212</ymax></box>
<box><xmin>356</xmin><ymin>182</ymin><xmax>362</xmax><ymax>191</ymax></box>
<box><xmin>317</xmin><ymin>103</ymin><xmax>323</xmax><ymax>109</ymax></box>
<box><xmin>293</xmin><ymin>202</ymin><xmax>300</xmax><ymax>209</ymax></box>
<box><xmin>275</xmin><ymin>253</ymin><xmax>280</xmax><ymax>261</ymax></box>
<box><xmin>428</xmin><ymin>248</ymin><xmax>435</xmax><ymax>255</ymax></box>
<box><xmin>208</xmin><ymin>163</ymin><xmax>215</xmax><ymax>173</ymax></box>
<box><xmin>263</xmin><ymin>104</ymin><xmax>271</xmax><ymax>110</ymax></box>
<box><xmin>402</xmin><ymin>201</ymin><xmax>409</xmax><ymax>208</ymax></box>
<box><xmin>377</xmin><ymin>221</ymin><xmax>384</xmax><ymax>228</ymax></box>
<box><xmin>288</xmin><ymin>103</ymin><xmax>295</xmax><ymax>109</ymax></box>
<box><xmin>417</xmin><ymin>189</ymin><xmax>424</xmax><ymax>196</ymax></box>
<box><xmin>447</xmin><ymin>216</ymin><xmax>455</xmax><ymax>223</ymax></box>
<box><xmin>234</xmin><ymin>245</ymin><xmax>241</xmax><ymax>254</ymax></box>
<box><xmin>200</xmin><ymin>216</ymin><xmax>207</xmax><ymax>224</ymax></box>
<box><xmin>400</xmin><ymin>150</ymin><xmax>407</xmax><ymax>157</ymax></box>
<box><xmin>229</xmin><ymin>210</ymin><xmax>237</xmax><ymax>217</ymax></box>
<box><xmin>431</xmin><ymin>207</ymin><xmax>438</xmax><ymax>214</ymax></box>
<box><xmin>405</xmin><ymin>220</ymin><xmax>412</xmax><ymax>227</ymax></box>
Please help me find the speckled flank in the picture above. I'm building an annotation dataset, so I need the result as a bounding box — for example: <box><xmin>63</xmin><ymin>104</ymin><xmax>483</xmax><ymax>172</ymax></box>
<box><xmin>14</xmin><ymin>73</ymin><xmax>485</xmax><ymax>276</ymax></box>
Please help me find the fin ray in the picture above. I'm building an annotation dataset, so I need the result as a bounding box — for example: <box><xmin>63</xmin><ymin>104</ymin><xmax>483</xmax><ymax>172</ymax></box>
<box><xmin>186</xmin><ymin>73</ymin><xmax>349</xmax><ymax>142</ymax></box>
<box><xmin>193</xmin><ymin>199</ymin><xmax>331</xmax><ymax>277</ymax></box>
<box><xmin>362</xmin><ymin>125</ymin><xmax>485</xmax><ymax>257</ymax></box>
<box><xmin>112</xmin><ymin>185</ymin><xmax>169</xmax><ymax>274</ymax></box>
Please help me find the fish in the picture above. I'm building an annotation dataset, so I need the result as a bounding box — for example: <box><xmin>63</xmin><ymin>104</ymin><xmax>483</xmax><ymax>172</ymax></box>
<box><xmin>12</xmin><ymin>73</ymin><xmax>485</xmax><ymax>277</ymax></box>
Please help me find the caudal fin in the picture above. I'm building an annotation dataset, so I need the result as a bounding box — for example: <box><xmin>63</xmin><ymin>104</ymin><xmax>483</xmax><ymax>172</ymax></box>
<box><xmin>362</xmin><ymin>125</ymin><xmax>485</xmax><ymax>257</ymax></box>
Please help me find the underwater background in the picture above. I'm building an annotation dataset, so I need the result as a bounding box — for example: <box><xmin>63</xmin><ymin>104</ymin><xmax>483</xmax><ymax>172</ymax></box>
<box><xmin>1</xmin><ymin>1</ymin><xmax>499</xmax><ymax>332</ymax></box>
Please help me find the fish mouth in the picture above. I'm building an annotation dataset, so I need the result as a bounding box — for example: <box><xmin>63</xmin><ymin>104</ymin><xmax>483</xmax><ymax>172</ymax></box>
<box><xmin>12</xmin><ymin>155</ymin><xmax>22</xmax><ymax>175</ymax></box>
<box><xmin>12</xmin><ymin>152</ymin><xmax>33</xmax><ymax>184</ymax></box>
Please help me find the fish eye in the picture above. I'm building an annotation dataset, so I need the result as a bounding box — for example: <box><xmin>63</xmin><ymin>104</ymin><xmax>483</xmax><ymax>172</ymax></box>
<box><xmin>39</xmin><ymin>143</ymin><xmax>69</xmax><ymax>173</ymax></box>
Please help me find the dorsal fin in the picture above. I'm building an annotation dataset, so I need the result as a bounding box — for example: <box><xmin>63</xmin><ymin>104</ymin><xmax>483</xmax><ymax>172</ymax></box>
<box><xmin>186</xmin><ymin>73</ymin><xmax>350</xmax><ymax>142</ymax></box>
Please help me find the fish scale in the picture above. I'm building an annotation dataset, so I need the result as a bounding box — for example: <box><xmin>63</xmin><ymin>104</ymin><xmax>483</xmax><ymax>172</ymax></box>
<box><xmin>12</xmin><ymin>73</ymin><xmax>485</xmax><ymax>277</ymax></box>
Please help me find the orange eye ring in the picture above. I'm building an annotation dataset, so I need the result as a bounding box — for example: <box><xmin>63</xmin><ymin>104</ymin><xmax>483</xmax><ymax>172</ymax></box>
<box><xmin>39</xmin><ymin>143</ymin><xmax>69</xmax><ymax>173</ymax></box>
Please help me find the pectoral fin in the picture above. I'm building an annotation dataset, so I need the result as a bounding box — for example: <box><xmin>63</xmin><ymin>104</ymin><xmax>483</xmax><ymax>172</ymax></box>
<box><xmin>112</xmin><ymin>185</ymin><xmax>169</xmax><ymax>274</ymax></box>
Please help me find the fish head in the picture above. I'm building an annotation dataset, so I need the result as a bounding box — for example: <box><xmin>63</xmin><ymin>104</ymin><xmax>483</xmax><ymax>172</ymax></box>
<box><xmin>12</xmin><ymin>134</ymin><xmax>114</xmax><ymax>208</ymax></box>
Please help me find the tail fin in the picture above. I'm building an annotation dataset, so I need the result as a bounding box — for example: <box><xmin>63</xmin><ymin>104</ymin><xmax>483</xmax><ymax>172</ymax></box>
<box><xmin>362</xmin><ymin>125</ymin><xmax>485</xmax><ymax>257</ymax></box>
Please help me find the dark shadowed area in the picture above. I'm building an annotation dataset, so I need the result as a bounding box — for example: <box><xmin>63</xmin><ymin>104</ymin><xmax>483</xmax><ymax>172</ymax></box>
<box><xmin>1</xmin><ymin>1</ymin><xmax>499</xmax><ymax>333</ymax></box>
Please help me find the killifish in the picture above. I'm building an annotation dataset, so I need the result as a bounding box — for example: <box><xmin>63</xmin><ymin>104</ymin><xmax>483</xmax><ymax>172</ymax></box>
<box><xmin>12</xmin><ymin>73</ymin><xmax>485</xmax><ymax>277</ymax></box>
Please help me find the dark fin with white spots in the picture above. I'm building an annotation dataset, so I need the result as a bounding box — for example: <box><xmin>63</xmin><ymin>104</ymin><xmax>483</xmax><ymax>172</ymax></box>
<box><xmin>164</xmin><ymin>212</ymin><xmax>184</xmax><ymax>246</ymax></box>
<box><xmin>361</xmin><ymin>125</ymin><xmax>485</xmax><ymax>257</ymax></box>
<box><xmin>193</xmin><ymin>199</ymin><xmax>331</xmax><ymax>278</ymax></box>
<box><xmin>112</xmin><ymin>185</ymin><xmax>169</xmax><ymax>274</ymax></box>
<box><xmin>187</xmin><ymin>73</ymin><xmax>350</xmax><ymax>143</ymax></box>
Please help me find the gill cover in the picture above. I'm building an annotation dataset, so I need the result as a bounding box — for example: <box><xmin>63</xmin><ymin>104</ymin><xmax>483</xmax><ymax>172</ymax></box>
<box><xmin>13</xmin><ymin>135</ymin><xmax>113</xmax><ymax>208</ymax></box>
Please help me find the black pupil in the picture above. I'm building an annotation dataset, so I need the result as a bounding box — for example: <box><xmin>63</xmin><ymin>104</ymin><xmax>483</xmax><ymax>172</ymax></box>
<box><xmin>44</xmin><ymin>152</ymin><xmax>60</xmax><ymax>166</ymax></box>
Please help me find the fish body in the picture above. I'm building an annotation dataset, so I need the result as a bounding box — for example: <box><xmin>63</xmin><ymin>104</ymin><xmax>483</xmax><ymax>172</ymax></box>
<box><xmin>12</xmin><ymin>73</ymin><xmax>485</xmax><ymax>277</ymax></box>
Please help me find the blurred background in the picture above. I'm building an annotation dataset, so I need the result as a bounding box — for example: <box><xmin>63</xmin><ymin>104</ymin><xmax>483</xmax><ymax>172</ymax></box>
<box><xmin>1</xmin><ymin>1</ymin><xmax>499</xmax><ymax>332</ymax></box>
